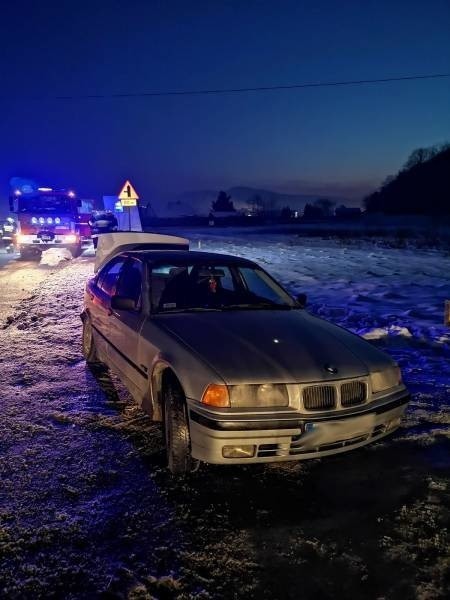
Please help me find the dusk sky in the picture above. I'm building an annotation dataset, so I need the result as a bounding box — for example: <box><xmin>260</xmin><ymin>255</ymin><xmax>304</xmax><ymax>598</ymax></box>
<box><xmin>1</xmin><ymin>0</ymin><xmax>449</xmax><ymax>210</ymax></box>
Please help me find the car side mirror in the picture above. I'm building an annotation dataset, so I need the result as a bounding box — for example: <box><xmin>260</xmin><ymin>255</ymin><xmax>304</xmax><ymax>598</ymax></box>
<box><xmin>296</xmin><ymin>293</ymin><xmax>307</xmax><ymax>308</ymax></box>
<box><xmin>111</xmin><ymin>295</ymin><xmax>136</xmax><ymax>311</ymax></box>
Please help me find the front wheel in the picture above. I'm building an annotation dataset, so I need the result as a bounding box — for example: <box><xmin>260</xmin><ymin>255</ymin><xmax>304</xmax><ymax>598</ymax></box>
<box><xmin>19</xmin><ymin>248</ymin><xmax>34</xmax><ymax>260</ymax></box>
<box><xmin>70</xmin><ymin>243</ymin><xmax>82</xmax><ymax>258</ymax></box>
<box><xmin>164</xmin><ymin>379</ymin><xmax>199</xmax><ymax>475</ymax></box>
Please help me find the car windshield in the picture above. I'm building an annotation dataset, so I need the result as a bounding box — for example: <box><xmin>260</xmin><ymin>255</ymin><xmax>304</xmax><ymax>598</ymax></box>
<box><xmin>18</xmin><ymin>195</ymin><xmax>72</xmax><ymax>214</ymax></box>
<box><xmin>150</xmin><ymin>261</ymin><xmax>297</xmax><ymax>313</ymax></box>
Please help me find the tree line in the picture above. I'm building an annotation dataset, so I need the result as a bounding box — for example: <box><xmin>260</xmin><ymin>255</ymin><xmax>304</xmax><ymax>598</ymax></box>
<box><xmin>211</xmin><ymin>191</ymin><xmax>340</xmax><ymax>218</ymax></box>
<box><xmin>364</xmin><ymin>143</ymin><xmax>450</xmax><ymax>215</ymax></box>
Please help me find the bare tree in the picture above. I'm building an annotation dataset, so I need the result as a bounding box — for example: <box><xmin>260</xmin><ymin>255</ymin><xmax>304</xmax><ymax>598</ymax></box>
<box><xmin>403</xmin><ymin>145</ymin><xmax>443</xmax><ymax>170</ymax></box>
<box><xmin>212</xmin><ymin>191</ymin><xmax>235</xmax><ymax>212</ymax></box>
<box><xmin>249</xmin><ymin>194</ymin><xmax>264</xmax><ymax>214</ymax></box>
<box><xmin>314</xmin><ymin>198</ymin><xmax>335</xmax><ymax>216</ymax></box>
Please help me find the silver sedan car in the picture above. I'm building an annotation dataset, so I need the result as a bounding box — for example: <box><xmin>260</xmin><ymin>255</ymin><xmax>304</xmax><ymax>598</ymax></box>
<box><xmin>81</xmin><ymin>233</ymin><xmax>410</xmax><ymax>474</ymax></box>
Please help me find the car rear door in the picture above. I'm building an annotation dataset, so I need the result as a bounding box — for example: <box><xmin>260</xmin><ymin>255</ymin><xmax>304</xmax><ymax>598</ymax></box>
<box><xmin>107</xmin><ymin>257</ymin><xmax>148</xmax><ymax>402</ymax></box>
<box><xmin>89</xmin><ymin>255</ymin><xmax>127</xmax><ymax>361</ymax></box>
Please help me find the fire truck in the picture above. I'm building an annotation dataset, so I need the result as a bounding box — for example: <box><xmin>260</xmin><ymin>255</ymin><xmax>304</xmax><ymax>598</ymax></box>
<box><xmin>9</xmin><ymin>185</ymin><xmax>92</xmax><ymax>259</ymax></box>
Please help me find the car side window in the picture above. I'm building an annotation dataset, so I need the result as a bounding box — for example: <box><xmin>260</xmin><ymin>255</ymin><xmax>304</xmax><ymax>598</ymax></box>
<box><xmin>116</xmin><ymin>258</ymin><xmax>143</xmax><ymax>310</ymax></box>
<box><xmin>96</xmin><ymin>257</ymin><xmax>126</xmax><ymax>297</ymax></box>
<box><xmin>239</xmin><ymin>267</ymin><xmax>293</xmax><ymax>304</ymax></box>
<box><xmin>151</xmin><ymin>265</ymin><xmax>188</xmax><ymax>309</ymax></box>
<box><xmin>216</xmin><ymin>267</ymin><xmax>234</xmax><ymax>291</ymax></box>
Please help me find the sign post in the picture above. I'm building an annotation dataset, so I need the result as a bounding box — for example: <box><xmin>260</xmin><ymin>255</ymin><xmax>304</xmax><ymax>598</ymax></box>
<box><xmin>118</xmin><ymin>180</ymin><xmax>140</xmax><ymax>231</ymax></box>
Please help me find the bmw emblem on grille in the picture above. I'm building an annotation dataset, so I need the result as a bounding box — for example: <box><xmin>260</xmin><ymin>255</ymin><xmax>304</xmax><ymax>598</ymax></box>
<box><xmin>324</xmin><ymin>364</ymin><xmax>338</xmax><ymax>374</ymax></box>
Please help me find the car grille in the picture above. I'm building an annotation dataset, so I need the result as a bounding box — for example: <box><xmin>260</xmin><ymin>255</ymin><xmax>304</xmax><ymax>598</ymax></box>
<box><xmin>303</xmin><ymin>385</ymin><xmax>336</xmax><ymax>410</ymax></box>
<box><xmin>300</xmin><ymin>379</ymin><xmax>368</xmax><ymax>412</ymax></box>
<box><xmin>341</xmin><ymin>381</ymin><xmax>367</xmax><ymax>407</ymax></box>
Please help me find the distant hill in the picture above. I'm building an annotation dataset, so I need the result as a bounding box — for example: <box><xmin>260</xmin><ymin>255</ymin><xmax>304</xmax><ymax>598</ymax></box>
<box><xmin>364</xmin><ymin>144</ymin><xmax>450</xmax><ymax>215</ymax></box>
<box><xmin>157</xmin><ymin>186</ymin><xmax>344</xmax><ymax>217</ymax></box>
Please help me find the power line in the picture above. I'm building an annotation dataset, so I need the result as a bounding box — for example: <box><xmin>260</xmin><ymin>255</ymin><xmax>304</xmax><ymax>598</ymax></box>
<box><xmin>4</xmin><ymin>72</ymin><xmax>450</xmax><ymax>101</ymax></box>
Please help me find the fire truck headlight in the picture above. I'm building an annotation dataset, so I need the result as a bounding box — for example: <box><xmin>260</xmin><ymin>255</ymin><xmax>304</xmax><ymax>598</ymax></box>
<box><xmin>31</xmin><ymin>217</ymin><xmax>38</xmax><ymax>224</ymax></box>
<box><xmin>47</xmin><ymin>217</ymin><xmax>53</xmax><ymax>224</ymax></box>
<box><xmin>54</xmin><ymin>217</ymin><xmax>61</xmax><ymax>224</ymax></box>
<box><xmin>39</xmin><ymin>217</ymin><xmax>45</xmax><ymax>224</ymax></box>
<box><xmin>64</xmin><ymin>234</ymin><xmax>78</xmax><ymax>244</ymax></box>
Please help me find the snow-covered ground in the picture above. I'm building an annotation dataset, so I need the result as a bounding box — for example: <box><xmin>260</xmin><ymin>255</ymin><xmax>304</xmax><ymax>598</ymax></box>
<box><xmin>0</xmin><ymin>235</ymin><xmax>448</xmax><ymax>599</ymax></box>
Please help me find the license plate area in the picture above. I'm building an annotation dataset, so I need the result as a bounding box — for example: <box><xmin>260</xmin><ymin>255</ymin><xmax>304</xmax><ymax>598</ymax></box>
<box><xmin>291</xmin><ymin>412</ymin><xmax>377</xmax><ymax>453</ymax></box>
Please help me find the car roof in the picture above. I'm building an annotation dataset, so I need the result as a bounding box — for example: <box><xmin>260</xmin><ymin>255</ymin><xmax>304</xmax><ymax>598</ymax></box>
<box><xmin>122</xmin><ymin>249</ymin><xmax>258</xmax><ymax>267</ymax></box>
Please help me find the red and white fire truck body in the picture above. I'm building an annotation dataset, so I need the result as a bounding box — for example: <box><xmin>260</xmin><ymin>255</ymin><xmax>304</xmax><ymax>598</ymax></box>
<box><xmin>10</xmin><ymin>187</ymin><xmax>92</xmax><ymax>258</ymax></box>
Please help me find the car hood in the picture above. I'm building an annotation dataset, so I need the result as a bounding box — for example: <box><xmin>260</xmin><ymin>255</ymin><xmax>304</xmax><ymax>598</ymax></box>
<box><xmin>155</xmin><ymin>310</ymin><xmax>393</xmax><ymax>384</ymax></box>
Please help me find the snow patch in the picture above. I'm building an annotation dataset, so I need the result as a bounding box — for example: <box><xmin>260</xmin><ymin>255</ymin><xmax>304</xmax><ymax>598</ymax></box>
<box><xmin>39</xmin><ymin>247</ymin><xmax>73</xmax><ymax>266</ymax></box>
<box><xmin>362</xmin><ymin>325</ymin><xmax>413</xmax><ymax>340</ymax></box>
<box><xmin>0</xmin><ymin>232</ymin><xmax>449</xmax><ymax>599</ymax></box>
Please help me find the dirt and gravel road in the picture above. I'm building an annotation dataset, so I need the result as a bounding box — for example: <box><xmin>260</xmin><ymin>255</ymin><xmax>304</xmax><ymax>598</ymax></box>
<box><xmin>0</xmin><ymin>241</ymin><xmax>448</xmax><ymax>600</ymax></box>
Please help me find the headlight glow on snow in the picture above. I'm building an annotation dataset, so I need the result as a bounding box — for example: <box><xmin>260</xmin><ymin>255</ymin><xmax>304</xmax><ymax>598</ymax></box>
<box><xmin>229</xmin><ymin>383</ymin><xmax>289</xmax><ymax>407</ymax></box>
<box><xmin>370</xmin><ymin>366</ymin><xmax>402</xmax><ymax>394</ymax></box>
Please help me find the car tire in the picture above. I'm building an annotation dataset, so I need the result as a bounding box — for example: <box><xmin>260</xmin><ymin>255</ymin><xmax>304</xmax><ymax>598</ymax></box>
<box><xmin>71</xmin><ymin>244</ymin><xmax>82</xmax><ymax>258</ymax></box>
<box><xmin>82</xmin><ymin>315</ymin><xmax>103</xmax><ymax>366</ymax></box>
<box><xmin>19</xmin><ymin>249</ymin><xmax>32</xmax><ymax>260</ymax></box>
<box><xmin>164</xmin><ymin>378</ymin><xmax>198</xmax><ymax>475</ymax></box>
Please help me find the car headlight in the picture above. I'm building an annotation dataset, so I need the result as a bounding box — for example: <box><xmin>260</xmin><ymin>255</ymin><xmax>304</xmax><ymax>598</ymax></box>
<box><xmin>229</xmin><ymin>384</ymin><xmax>289</xmax><ymax>407</ymax></box>
<box><xmin>64</xmin><ymin>234</ymin><xmax>78</xmax><ymax>244</ymax></box>
<box><xmin>201</xmin><ymin>383</ymin><xmax>290</xmax><ymax>408</ymax></box>
<box><xmin>370</xmin><ymin>366</ymin><xmax>402</xmax><ymax>394</ymax></box>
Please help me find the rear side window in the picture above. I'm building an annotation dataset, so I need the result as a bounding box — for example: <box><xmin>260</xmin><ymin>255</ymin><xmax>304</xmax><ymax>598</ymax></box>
<box><xmin>96</xmin><ymin>257</ymin><xmax>126</xmax><ymax>296</ymax></box>
<box><xmin>116</xmin><ymin>259</ymin><xmax>143</xmax><ymax>309</ymax></box>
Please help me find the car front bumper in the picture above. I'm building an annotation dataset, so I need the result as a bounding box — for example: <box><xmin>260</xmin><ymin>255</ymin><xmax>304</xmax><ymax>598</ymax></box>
<box><xmin>187</xmin><ymin>389</ymin><xmax>410</xmax><ymax>464</ymax></box>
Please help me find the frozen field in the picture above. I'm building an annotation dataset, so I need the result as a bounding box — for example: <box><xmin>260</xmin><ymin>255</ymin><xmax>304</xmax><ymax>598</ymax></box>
<box><xmin>0</xmin><ymin>234</ymin><xmax>448</xmax><ymax>599</ymax></box>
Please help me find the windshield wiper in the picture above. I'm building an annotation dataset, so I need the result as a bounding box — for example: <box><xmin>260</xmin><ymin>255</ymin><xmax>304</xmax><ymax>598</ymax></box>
<box><xmin>156</xmin><ymin>303</ymin><xmax>296</xmax><ymax>313</ymax></box>
<box><xmin>221</xmin><ymin>302</ymin><xmax>293</xmax><ymax>311</ymax></box>
<box><xmin>156</xmin><ymin>306</ymin><xmax>223</xmax><ymax>314</ymax></box>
